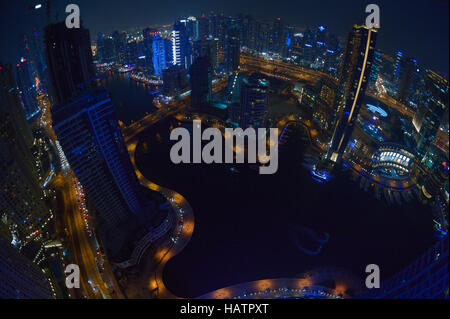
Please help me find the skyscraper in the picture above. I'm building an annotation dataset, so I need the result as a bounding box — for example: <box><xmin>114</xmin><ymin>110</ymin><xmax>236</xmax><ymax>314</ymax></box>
<box><xmin>392</xmin><ymin>51</ymin><xmax>417</xmax><ymax>103</ymax></box>
<box><xmin>112</xmin><ymin>30</ymin><xmax>127</xmax><ymax>65</ymax></box>
<box><xmin>271</xmin><ymin>17</ymin><xmax>287</xmax><ymax>57</ymax></box>
<box><xmin>0</xmin><ymin>63</ymin><xmax>51</xmax><ymax>248</ymax></box>
<box><xmin>327</xmin><ymin>24</ymin><xmax>377</xmax><ymax>163</ymax></box>
<box><xmin>0</xmin><ymin>236</ymin><xmax>53</xmax><ymax>299</ymax></box>
<box><xmin>96</xmin><ymin>33</ymin><xmax>115</xmax><ymax>64</ymax></box>
<box><xmin>189</xmin><ymin>56</ymin><xmax>212</xmax><ymax>110</ymax></box>
<box><xmin>413</xmin><ymin>70</ymin><xmax>449</xmax><ymax>155</ymax></box>
<box><xmin>224</xmin><ymin>25</ymin><xmax>240</xmax><ymax>74</ymax></box>
<box><xmin>162</xmin><ymin>65</ymin><xmax>188</xmax><ymax>96</ymax></box>
<box><xmin>51</xmin><ymin>88</ymin><xmax>154</xmax><ymax>259</ymax></box>
<box><xmin>368</xmin><ymin>49</ymin><xmax>383</xmax><ymax>89</ymax></box>
<box><xmin>198</xmin><ymin>13</ymin><xmax>210</xmax><ymax>40</ymax></box>
<box><xmin>193</xmin><ymin>37</ymin><xmax>219</xmax><ymax>72</ymax></box>
<box><xmin>172</xmin><ymin>21</ymin><xmax>192</xmax><ymax>70</ymax></box>
<box><xmin>152</xmin><ymin>33</ymin><xmax>167</xmax><ymax>77</ymax></box>
<box><xmin>143</xmin><ymin>28</ymin><xmax>159</xmax><ymax>74</ymax></box>
<box><xmin>16</xmin><ymin>57</ymin><xmax>40</xmax><ymax>120</ymax></box>
<box><xmin>239</xmin><ymin>74</ymin><xmax>269</xmax><ymax>128</ymax></box>
<box><xmin>182</xmin><ymin>16</ymin><xmax>198</xmax><ymax>41</ymax></box>
<box><xmin>44</xmin><ymin>21</ymin><xmax>95</xmax><ymax>105</ymax></box>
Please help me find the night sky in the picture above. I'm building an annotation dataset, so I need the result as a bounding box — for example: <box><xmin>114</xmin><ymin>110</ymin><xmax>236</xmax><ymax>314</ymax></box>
<box><xmin>0</xmin><ymin>0</ymin><xmax>448</xmax><ymax>76</ymax></box>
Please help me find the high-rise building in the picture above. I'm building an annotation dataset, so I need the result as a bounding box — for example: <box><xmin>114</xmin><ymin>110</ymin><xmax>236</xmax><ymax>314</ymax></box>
<box><xmin>198</xmin><ymin>13</ymin><xmax>210</xmax><ymax>40</ymax></box>
<box><xmin>239</xmin><ymin>74</ymin><xmax>269</xmax><ymax>128</ymax></box>
<box><xmin>327</xmin><ymin>24</ymin><xmax>377</xmax><ymax>163</ymax></box>
<box><xmin>193</xmin><ymin>37</ymin><xmax>219</xmax><ymax>72</ymax></box>
<box><xmin>143</xmin><ymin>28</ymin><xmax>159</xmax><ymax>74</ymax></box>
<box><xmin>271</xmin><ymin>17</ymin><xmax>287</xmax><ymax>56</ymax></box>
<box><xmin>25</xmin><ymin>30</ymin><xmax>47</xmax><ymax>84</ymax></box>
<box><xmin>0</xmin><ymin>63</ymin><xmax>50</xmax><ymax>248</ymax></box>
<box><xmin>210</xmin><ymin>13</ymin><xmax>227</xmax><ymax>49</ymax></box>
<box><xmin>44</xmin><ymin>21</ymin><xmax>95</xmax><ymax>105</ymax></box>
<box><xmin>422</xmin><ymin>160</ymin><xmax>449</xmax><ymax>199</ymax></box>
<box><xmin>392</xmin><ymin>51</ymin><xmax>417</xmax><ymax>103</ymax></box>
<box><xmin>96</xmin><ymin>33</ymin><xmax>115</xmax><ymax>64</ymax></box>
<box><xmin>0</xmin><ymin>236</ymin><xmax>53</xmax><ymax>298</ymax></box>
<box><xmin>162</xmin><ymin>65</ymin><xmax>188</xmax><ymax>96</ymax></box>
<box><xmin>182</xmin><ymin>16</ymin><xmax>198</xmax><ymax>41</ymax></box>
<box><xmin>224</xmin><ymin>25</ymin><xmax>240</xmax><ymax>74</ymax></box>
<box><xmin>189</xmin><ymin>56</ymin><xmax>212</xmax><ymax>110</ymax></box>
<box><xmin>152</xmin><ymin>33</ymin><xmax>167</xmax><ymax>77</ymax></box>
<box><xmin>172</xmin><ymin>21</ymin><xmax>192</xmax><ymax>70</ymax></box>
<box><xmin>16</xmin><ymin>57</ymin><xmax>40</xmax><ymax>120</ymax></box>
<box><xmin>413</xmin><ymin>70</ymin><xmax>449</xmax><ymax>155</ymax></box>
<box><xmin>125</xmin><ymin>40</ymin><xmax>139</xmax><ymax>66</ymax></box>
<box><xmin>51</xmin><ymin>88</ymin><xmax>153</xmax><ymax>259</ymax></box>
<box><xmin>112</xmin><ymin>31</ymin><xmax>127</xmax><ymax>65</ymax></box>
<box><xmin>368</xmin><ymin>49</ymin><xmax>383</xmax><ymax>89</ymax></box>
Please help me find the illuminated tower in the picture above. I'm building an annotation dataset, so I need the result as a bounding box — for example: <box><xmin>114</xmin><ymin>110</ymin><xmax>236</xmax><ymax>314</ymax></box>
<box><xmin>172</xmin><ymin>21</ymin><xmax>192</xmax><ymax>70</ymax></box>
<box><xmin>392</xmin><ymin>51</ymin><xmax>417</xmax><ymax>103</ymax></box>
<box><xmin>412</xmin><ymin>70</ymin><xmax>449</xmax><ymax>155</ymax></box>
<box><xmin>327</xmin><ymin>25</ymin><xmax>377</xmax><ymax>163</ymax></box>
<box><xmin>152</xmin><ymin>33</ymin><xmax>167</xmax><ymax>77</ymax></box>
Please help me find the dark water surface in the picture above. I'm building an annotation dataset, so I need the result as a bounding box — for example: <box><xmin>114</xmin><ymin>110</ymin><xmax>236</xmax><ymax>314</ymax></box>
<box><xmin>134</xmin><ymin>118</ymin><xmax>434</xmax><ymax>298</ymax></box>
<box><xmin>100</xmin><ymin>72</ymin><xmax>158</xmax><ymax>125</ymax></box>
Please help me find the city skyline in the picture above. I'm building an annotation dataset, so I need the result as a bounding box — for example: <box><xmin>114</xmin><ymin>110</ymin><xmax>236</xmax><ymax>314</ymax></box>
<box><xmin>0</xmin><ymin>0</ymin><xmax>449</xmax><ymax>77</ymax></box>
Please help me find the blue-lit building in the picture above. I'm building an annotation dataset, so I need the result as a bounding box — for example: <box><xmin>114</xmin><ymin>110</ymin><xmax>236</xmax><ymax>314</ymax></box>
<box><xmin>142</xmin><ymin>28</ymin><xmax>159</xmax><ymax>74</ymax></box>
<box><xmin>152</xmin><ymin>33</ymin><xmax>167</xmax><ymax>77</ymax></box>
<box><xmin>327</xmin><ymin>25</ymin><xmax>378</xmax><ymax>163</ymax></box>
<box><xmin>52</xmin><ymin>88</ymin><xmax>154</xmax><ymax>260</ymax></box>
<box><xmin>357</xmin><ymin>237</ymin><xmax>448</xmax><ymax>299</ymax></box>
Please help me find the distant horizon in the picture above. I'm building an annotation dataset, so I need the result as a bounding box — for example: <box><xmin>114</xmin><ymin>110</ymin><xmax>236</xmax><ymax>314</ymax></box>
<box><xmin>0</xmin><ymin>0</ymin><xmax>448</xmax><ymax>77</ymax></box>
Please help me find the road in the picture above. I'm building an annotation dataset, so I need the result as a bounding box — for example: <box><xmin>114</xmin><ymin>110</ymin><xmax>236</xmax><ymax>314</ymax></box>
<box><xmin>122</xmin><ymin>78</ymin><xmax>228</xmax><ymax>142</ymax></box>
<box><xmin>40</xmin><ymin>91</ymin><xmax>124</xmax><ymax>299</ymax></box>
